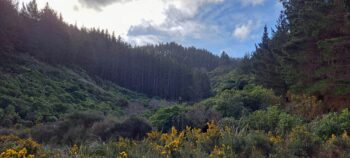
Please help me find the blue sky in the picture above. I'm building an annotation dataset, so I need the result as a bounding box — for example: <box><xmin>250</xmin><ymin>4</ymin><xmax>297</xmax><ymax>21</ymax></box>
<box><xmin>20</xmin><ymin>0</ymin><xmax>283</xmax><ymax>57</ymax></box>
<box><xmin>193</xmin><ymin>0</ymin><xmax>284</xmax><ymax>57</ymax></box>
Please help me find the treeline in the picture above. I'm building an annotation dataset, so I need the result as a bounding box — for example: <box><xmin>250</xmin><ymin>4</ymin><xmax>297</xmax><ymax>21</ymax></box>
<box><xmin>0</xmin><ymin>0</ymin><xmax>233</xmax><ymax>101</ymax></box>
<box><xmin>245</xmin><ymin>0</ymin><xmax>350</xmax><ymax>109</ymax></box>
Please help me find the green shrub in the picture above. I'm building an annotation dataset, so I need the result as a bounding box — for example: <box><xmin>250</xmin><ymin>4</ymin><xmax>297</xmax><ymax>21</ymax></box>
<box><xmin>244</xmin><ymin>131</ymin><xmax>272</xmax><ymax>157</ymax></box>
<box><xmin>32</xmin><ymin>112</ymin><xmax>151</xmax><ymax>144</ymax></box>
<box><xmin>32</xmin><ymin>111</ymin><xmax>104</xmax><ymax>144</ymax></box>
<box><xmin>149</xmin><ymin>105</ymin><xmax>189</xmax><ymax>132</ymax></box>
<box><xmin>287</xmin><ymin>126</ymin><xmax>321</xmax><ymax>157</ymax></box>
<box><xmin>210</xmin><ymin>70</ymin><xmax>253</xmax><ymax>93</ymax></box>
<box><xmin>317</xmin><ymin>131</ymin><xmax>350</xmax><ymax>157</ymax></box>
<box><xmin>219</xmin><ymin>129</ymin><xmax>272</xmax><ymax>157</ymax></box>
<box><xmin>185</xmin><ymin>105</ymin><xmax>221</xmax><ymax>129</ymax></box>
<box><xmin>206</xmin><ymin>85</ymin><xmax>280</xmax><ymax>118</ymax></box>
<box><xmin>313</xmin><ymin>109</ymin><xmax>350</xmax><ymax>140</ymax></box>
<box><xmin>243</xmin><ymin>106</ymin><xmax>303</xmax><ymax>136</ymax></box>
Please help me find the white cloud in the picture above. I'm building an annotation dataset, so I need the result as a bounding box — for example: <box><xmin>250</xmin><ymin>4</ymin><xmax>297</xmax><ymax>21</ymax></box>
<box><xmin>126</xmin><ymin>0</ymin><xmax>224</xmax><ymax>44</ymax></box>
<box><xmin>128</xmin><ymin>19</ymin><xmax>219</xmax><ymax>41</ymax></box>
<box><xmin>127</xmin><ymin>35</ymin><xmax>160</xmax><ymax>46</ymax></box>
<box><xmin>78</xmin><ymin>0</ymin><xmax>134</xmax><ymax>11</ymax></box>
<box><xmin>233</xmin><ymin>21</ymin><xmax>253</xmax><ymax>41</ymax></box>
<box><xmin>163</xmin><ymin>0</ymin><xmax>224</xmax><ymax>18</ymax></box>
<box><xmin>240</xmin><ymin>0</ymin><xmax>265</xmax><ymax>6</ymax></box>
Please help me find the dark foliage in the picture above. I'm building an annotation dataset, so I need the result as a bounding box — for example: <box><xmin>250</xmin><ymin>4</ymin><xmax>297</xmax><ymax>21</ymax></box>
<box><xmin>246</xmin><ymin>0</ymin><xmax>350</xmax><ymax>109</ymax></box>
<box><xmin>115</xmin><ymin>117</ymin><xmax>152</xmax><ymax>140</ymax></box>
<box><xmin>32</xmin><ymin>111</ymin><xmax>151</xmax><ymax>144</ymax></box>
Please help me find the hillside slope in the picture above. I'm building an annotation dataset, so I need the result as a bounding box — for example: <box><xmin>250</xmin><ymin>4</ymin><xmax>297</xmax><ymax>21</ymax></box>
<box><xmin>0</xmin><ymin>53</ymin><xmax>151</xmax><ymax>127</ymax></box>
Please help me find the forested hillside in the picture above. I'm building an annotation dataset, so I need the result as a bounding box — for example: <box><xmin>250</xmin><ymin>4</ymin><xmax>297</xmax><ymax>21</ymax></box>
<box><xmin>1</xmin><ymin>0</ymin><xmax>350</xmax><ymax>158</ymax></box>
<box><xmin>1</xmin><ymin>0</ymin><xmax>235</xmax><ymax>101</ymax></box>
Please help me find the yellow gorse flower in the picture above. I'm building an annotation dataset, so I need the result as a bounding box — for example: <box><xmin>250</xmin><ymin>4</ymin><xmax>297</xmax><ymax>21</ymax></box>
<box><xmin>342</xmin><ymin>131</ymin><xmax>349</xmax><ymax>141</ymax></box>
<box><xmin>160</xmin><ymin>133</ymin><xmax>169</xmax><ymax>142</ymax></box>
<box><xmin>0</xmin><ymin>135</ymin><xmax>41</xmax><ymax>157</ymax></box>
<box><xmin>209</xmin><ymin>145</ymin><xmax>228</xmax><ymax>158</ymax></box>
<box><xmin>327</xmin><ymin>134</ymin><xmax>337</xmax><ymax>144</ymax></box>
<box><xmin>171</xmin><ymin>127</ymin><xmax>178</xmax><ymax>136</ymax></box>
<box><xmin>70</xmin><ymin>144</ymin><xmax>79</xmax><ymax>155</ymax></box>
<box><xmin>147</xmin><ymin>131</ymin><xmax>161</xmax><ymax>140</ymax></box>
<box><xmin>18</xmin><ymin>148</ymin><xmax>27</xmax><ymax>157</ymax></box>
<box><xmin>0</xmin><ymin>147</ymin><xmax>35</xmax><ymax>158</ymax></box>
<box><xmin>179</xmin><ymin>131</ymin><xmax>185</xmax><ymax>140</ymax></box>
<box><xmin>117</xmin><ymin>151</ymin><xmax>128</xmax><ymax>158</ymax></box>
<box><xmin>28</xmin><ymin>155</ymin><xmax>35</xmax><ymax>158</ymax></box>
<box><xmin>207</xmin><ymin>121</ymin><xmax>220</xmax><ymax>138</ymax></box>
<box><xmin>268</xmin><ymin>132</ymin><xmax>282</xmax><ymax>144</ymax></box>
<box><xmin>0</xmin><ymin>149</ymin><xmax>17</xmax><ymax>158</ymax></box>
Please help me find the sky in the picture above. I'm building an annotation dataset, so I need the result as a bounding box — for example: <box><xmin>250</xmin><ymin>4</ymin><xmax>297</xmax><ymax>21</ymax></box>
<box><xmin>18</xmin><ymin>0</ymin><xmax>283</xmax><ymax>57</ymax></box>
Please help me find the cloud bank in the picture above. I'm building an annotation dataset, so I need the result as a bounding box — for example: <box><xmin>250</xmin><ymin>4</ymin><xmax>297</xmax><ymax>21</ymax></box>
<box><xmin>127</xmin><ymin>0</ymin><xmax>224</xmax><ymax>45</ymax></box>
<box><xmin>78</xmin><ymin>0</ymin><xmax>134</xmax><ymax>11</ymax></box>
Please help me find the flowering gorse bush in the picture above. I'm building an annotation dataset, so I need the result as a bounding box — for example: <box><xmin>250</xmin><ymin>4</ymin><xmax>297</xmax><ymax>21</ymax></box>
<box><xmin>110</xmin><ymin>121</ymin><xmax>238</xmax><ymax>158</ymax></box>
<box><xmin>0</xmin><ymin>148</ymin><xmax>35</xmax><ymax>158</ymax></box>
<box><xmin>2</xmin><ymin>109</ymin><xmax>350</xmax><ymax>158</ymax></box>
<box><xmin>0</xmin><ymin>135</ymin><xmax>44</xmax><ymax>158</ymax></box>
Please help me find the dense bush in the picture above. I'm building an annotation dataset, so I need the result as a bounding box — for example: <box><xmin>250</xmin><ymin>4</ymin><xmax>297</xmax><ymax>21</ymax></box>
<box><xmin>148</xmin><ymin>104</ymin><xmax>222</xmax><ymax>132</ymax></box>
<box><xmin>200</xmin><ymin>85</ymin><xmax>280</xmax><ymax>118</ymax></box>
<box><xmin>0</xmin><ymin>55</ymin><xmax>148</xmax><ymax>128</ymax></box>
<box><xmin>243</xmin><ymin>106</ymin><xmax>303</xmax><ymax>136</ymax></box>
<box><xmin>286</xmin><ymin>126</ymin><xmax>321</xmax><ymax>157</ymax></box>
<box><xmin>10</xmin><ymin>120</ymin><xmax>347</xmax><ymax>158</ymax></box>
<box><xmin>32</xmin><ymin>111</ymin><xmax>151</xmax><ymax>144</ymax></box>
<box><xmin>317</xmin><ymin>131</ymin><xmax>350</xmax><ymax>157</ymax></box>
<box><xmin>89</xmin><ymin>116</ymin><xmax>152</xmax><ymax>141</ymax></box>
<box><xmin>115</xmin><ymin>117</ymin><xmax>152</xmax><ymax>140</ymax></box>
<box><xmin>210</xmin><ymin>70</ymin><xmax>253</xmax><ymax>93</ymax></box>
<box><xmin>32</xmin><ymin>111</ymin><xmax>104</xmax><ymax>144</ymax></box>
<box><xmin>286</xmin><ymin>94</ymin><xmax>326</xmax><ymax>120</ymax></box>
<box><xmin>185</xmin><ymin>105</ymin><xmax>221</xmax><ymax>129</ymax></box>
<box><xmin>1</xmin><ymin>110</ymin><xmax>350</xmax><ymax>158</ymax></box>
<box><xmin>313</xmin><ymin>109</ymin><xmax>350</xmax><ymax>140</ymax></box>
<box><xmin>149</xmin><ymin>105</ymin><xmax>190</xmax><ymax>132</ymax></box>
